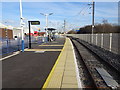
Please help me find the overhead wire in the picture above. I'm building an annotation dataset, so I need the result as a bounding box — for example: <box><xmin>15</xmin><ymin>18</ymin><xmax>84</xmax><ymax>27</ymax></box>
<box><xmin>66</xmin><ymin>3</ymin><xmax>91</xmax><ymax>29</ymax></box>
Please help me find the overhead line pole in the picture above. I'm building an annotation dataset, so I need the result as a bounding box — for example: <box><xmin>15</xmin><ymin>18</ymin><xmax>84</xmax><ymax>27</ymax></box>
<box><xmin>64</xmin><ymin>19</ymin><xmax>66</xmax><ymax>34</ymax></box>
<box><xmin>91</xmin><ymin>0</ymin><xmax>95</xmax><ymax>43</ymax></box>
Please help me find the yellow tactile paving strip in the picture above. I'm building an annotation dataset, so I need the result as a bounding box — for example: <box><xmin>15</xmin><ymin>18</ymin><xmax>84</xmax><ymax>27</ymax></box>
<box><xmin>39</xmin><ymin>45</ymin><xmax>64</xmax><ymax>46</ymax></box>
<box><xmin>24</xmin><ymin>49</ymin><xmax>62</xmax><ymax>52</ymax></box>
<box><xmin>42</xmin><ymin>38</ymin><xmax>78</xmax><ymax>88</ymax></box>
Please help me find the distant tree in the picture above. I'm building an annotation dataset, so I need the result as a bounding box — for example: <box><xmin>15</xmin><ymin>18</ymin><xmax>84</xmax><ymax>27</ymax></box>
<box><xmin>77</xmin><ymin>25</ymin><xmax>92</xmax><ymax>34</ymax></box>
<box><xmin>77</xmin><ymin>23</ymin><xmax>120</xmax><ymax>34</ymax></box>
<box><xmin>102</xmin><ymin>19</ymin><xmax>108</xmax><ymax>24</ymax></box>
<box><xmin>67</xmin><ymin>30</ymin><xmax>77</xmax><ymax>34</ymax></box>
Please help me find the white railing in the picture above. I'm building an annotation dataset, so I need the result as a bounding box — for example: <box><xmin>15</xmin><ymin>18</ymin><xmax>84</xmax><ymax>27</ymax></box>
<box><xmin>66</xmin><ymin>33</ymin><xmax>120</xmax><ymax>55</ymax></box>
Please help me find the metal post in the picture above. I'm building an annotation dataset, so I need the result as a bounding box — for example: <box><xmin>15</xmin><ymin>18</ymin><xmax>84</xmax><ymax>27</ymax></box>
<box><xmin>87</xmin><ymin>34</ymin><xmax>88</xmax><ymax>42</ymax></box>
<box><xmin>96</xmin><ymin>34</ymin><xmax>98</xmax><ymax>45</ymax></box>
<box><xmin>85</xmin><ymin>35</ymin><xmax>86</xmax><ymax>42</ymax></box>
<box><xmin>89</xmin><ymin>34</ymin><xmax>91</xmax><ymax>43</ymax></box>
<box><xmin>46</xmin><ymin>15</ymin><xmax>48</xmax><ymax>29</ymax></box>
<box><xmin>40</xmin><ymin>13</ymin><xmax>53</xmax><ymax>42</ymax></box>
<box><xmin>64</xmin><ymin>20</ymin><xmax>66</xmax><ymax>33</ymax></box>
<box><xmin>91</xmin><ymin>1</ymin><xmax>95</xmax><ymax>44</ymax></box>
<box><xmin>28</xmin><ymin>21</ymin><xmax>31</xmax><ymax>49</ymax></box>
<box><xmin>45</xmin><ymin>14</ymin><xmax>49</xmax><ymax>41</ymax></box>
<box><xmin>109</xmin><ymin>33</ymin><xmax>112</xmax><ymax>51</ymax></box>
<box><xmin>101</xmin><ymin>33</ymin><xmax>103</xmax><ymax>48</ymax></box>
<box><xmin>20</xmin><ymin>0</ymin><xmax>24</xmax><ymax>52</ymax></box>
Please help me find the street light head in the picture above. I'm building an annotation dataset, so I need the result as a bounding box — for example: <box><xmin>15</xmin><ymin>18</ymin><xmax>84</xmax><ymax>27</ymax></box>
<box><xmin>40</xmin><ymin>13</ymin><xmax>45</xmax><ymax>16</ymax></box>
<box><xmin>49</xmin><ymin>13</ymin><xmax>53</xmax><ymax>15</ymax></box>
<box><xmin>40</xmin><ymin>13</ymin><xmax>53</xmax><ymax>16</ymax></box>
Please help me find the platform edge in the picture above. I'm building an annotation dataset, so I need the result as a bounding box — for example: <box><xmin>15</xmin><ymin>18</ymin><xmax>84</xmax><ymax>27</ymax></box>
<box><xmin>42</xmin><ymin>38</ymin><xmax>66</xmax><ymax>89</ymax></box>
<box><xmin>69</xmin><ymin>38</ymin><xmax>83</xmax><ymax>88</ymax></box>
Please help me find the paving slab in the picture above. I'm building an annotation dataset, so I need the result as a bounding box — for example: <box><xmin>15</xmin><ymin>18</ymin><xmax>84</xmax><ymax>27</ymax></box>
<box><xmin>43</xmin><ymin>38</ymin><xmax>79</xmax><ymax>88</ymax></box>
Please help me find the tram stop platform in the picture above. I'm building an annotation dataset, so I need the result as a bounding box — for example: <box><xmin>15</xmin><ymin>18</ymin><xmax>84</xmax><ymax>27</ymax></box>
<box><xmin>2</xmin><ymin>37</ymin><xmax>80</xmax><ymax>89</ymax></box>
<box><xmin>43</xmin><ymin>38</ymin><xmax>80</xmax><ymax>88</ymax></box>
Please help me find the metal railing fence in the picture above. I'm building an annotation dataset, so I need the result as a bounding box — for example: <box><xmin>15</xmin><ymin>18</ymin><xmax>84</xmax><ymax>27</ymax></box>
<box><xmin>66</xmin><ymin>33</ymin><xmax>120</xmax><ymax>55</ymax></box>
<box><xmin>0</xmin><ymin>36</ymin><xmax>48</xmax><ymax>55</ymax></box>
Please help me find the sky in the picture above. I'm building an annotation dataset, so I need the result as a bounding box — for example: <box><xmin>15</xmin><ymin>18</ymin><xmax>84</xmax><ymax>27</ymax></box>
<box><xmin>1</xmin><ymin>1</ymin><xmax>119</xmax><ymax>32</ymax></box>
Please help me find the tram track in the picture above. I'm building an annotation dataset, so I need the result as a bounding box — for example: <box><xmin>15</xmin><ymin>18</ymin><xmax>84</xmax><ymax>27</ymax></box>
<box><xmin>69</xmin><ymin>36</ymin><xmax>120</xmax><ymax>90</ymax></box>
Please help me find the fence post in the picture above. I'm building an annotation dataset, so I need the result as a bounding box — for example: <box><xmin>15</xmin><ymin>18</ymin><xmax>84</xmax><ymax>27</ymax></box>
<box><xmin>85</xmin><ymin>35</ymin><xmax>86</xmax><ymax>41</ymax></box>
<box><xmin>85</xmin><ymin>35</ymin><xmax>86</xmax><ymax>42</ymax></box>
<box><xmin>101</xmin><ymin>33</ymin><xmax>103</xmax><ymax>48</ymax></box>
<box><xmin>91</xmin><ymin>34</ymin><xmax>93</xmax><ymax>44</ymax></box>
<box><xmin>83</xmin><ymin>35</ymin><xmax>84</xmax><ymax>41</ymax></box>
<box><xmin>89</xmin><ymin>34</ymin><xmax>90</xmax><ymax>43</ymax></box>
<box><xmin>109</xmin><ymin>33</ymin><xmax>112</xmax><ymax>52</ymax></box>
<box><xmin>87</xmin><ymin>34</ymin><xmax>88</xmax><ymax>43</ymax></box>
<box><xmin>90</xmin><ymin>34</ymin><xmax>92</xmax><ymax>44</ymax></box>
<box><xmin>81</xmin><ymin>34</ymin><xmax>83</xmax><ymax>40</ymax></box>
<box><xmin>96</xmin><ymin>34</ymin><xmax>98</xmax><ymax>45</ymax></box>
<box><xmin>82</xmin><ymin>34</ymin><xmax>84</xmax><ymax>40</ymax></box>
<box><xmin>86</xmin><ymin>35</ymin><xmax>88</xmax><ymax>42</ymax></box>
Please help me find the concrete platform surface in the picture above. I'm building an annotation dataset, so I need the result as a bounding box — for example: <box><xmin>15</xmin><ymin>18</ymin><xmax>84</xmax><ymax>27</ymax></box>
<box><xmin>43</xmin><ymin>38</ymin><xmax>81</xmax><ymax>88</ymax></box>
<box><xmin>2</xmin><ymin>38</ymin><xmax>65</xmax><ymax>88</ymax></box>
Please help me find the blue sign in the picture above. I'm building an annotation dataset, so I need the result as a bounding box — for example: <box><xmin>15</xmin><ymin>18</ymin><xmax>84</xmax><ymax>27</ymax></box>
<box><xmin>76</xmin><ymin>30</ymin><xmax>80</xmax><ymax>32</ymax></box>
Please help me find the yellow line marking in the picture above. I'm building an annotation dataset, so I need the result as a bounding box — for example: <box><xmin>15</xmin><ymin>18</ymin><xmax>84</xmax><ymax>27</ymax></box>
<box><xmin>24</xmin><ymin>49</ymin><xmax>62</xmax><ymax>52</ymax></box>
<box><xmin>39</xmin><ymin>45</ymin><xmax>63</xmax><ymax>46</ymax></box>
<box><xmin>42</xmin><ymin>38</ymin><xmax>66</xmax><ymax>89</ymax></box>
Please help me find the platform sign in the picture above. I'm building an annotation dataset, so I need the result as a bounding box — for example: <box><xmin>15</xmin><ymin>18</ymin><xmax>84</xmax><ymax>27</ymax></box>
<box><xmin>31</xmin><ymin>21</ymin><xmax>40</xmax><ymax>25</ymax></box>
<box><xmin>28</xmin><ymin>20</ymin><xmax>40</xmax><ymax>49</ymax></box>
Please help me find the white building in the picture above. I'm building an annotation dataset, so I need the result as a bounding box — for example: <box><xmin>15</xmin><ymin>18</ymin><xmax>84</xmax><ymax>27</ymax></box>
<box><xmin>12</xmin><ymin>27</ymin><xmax>22</xmax><ymax>38</ymax></box>
<box><xmin>12</xmin><ymin>27</ymin><xmax>34</xmax><ymax>38</ymax></box>
<box><xmin>0</xmin><ymin>23</ymin><xmax>36</xmax><ymax>39</ymax></box>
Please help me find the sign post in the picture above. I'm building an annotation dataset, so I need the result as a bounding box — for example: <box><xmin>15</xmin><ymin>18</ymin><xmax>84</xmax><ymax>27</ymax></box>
<box><xmin>28</xmin><ymin>21</ymin><xmax>40</xmax><ymax>49</ymax></box>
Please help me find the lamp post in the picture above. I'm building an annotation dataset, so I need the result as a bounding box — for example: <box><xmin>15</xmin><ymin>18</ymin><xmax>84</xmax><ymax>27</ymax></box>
<box><xmin>88</xmin><ymin>0</ymin><xmax>95</xmax><ymax>43</ymax></box>
<box><xmin>64</xmin><ymin>20</ymin><xmax>66</xmax><ymax>34</ymax></box>
<box><xmin>91</xmin><ymin>0</ymin><xmax>95</xmax><ymax>44</ymax></box>
<box><xmin>40</xmin><ymin>13</ymin><xmax>53</xmax><ymax>41</ymax></box>
<box><xmin>20</xmin><ymin>0</ymin><xmax>24</xmax><ymax>52</ymax></box>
